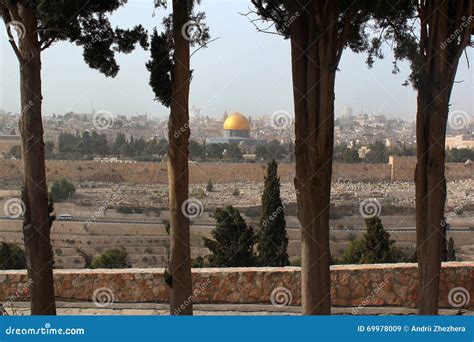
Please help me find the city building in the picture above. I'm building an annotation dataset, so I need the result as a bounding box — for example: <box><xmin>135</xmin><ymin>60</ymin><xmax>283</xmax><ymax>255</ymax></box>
<box><xmin>206</xmin><ymin>112</ymin><xmax>266</xmax><ymax>146</ymax></box>
<box><xmin>446</xmin><ymin>134</ymin><xmax>474</xmax><ymax>150</ymax></box>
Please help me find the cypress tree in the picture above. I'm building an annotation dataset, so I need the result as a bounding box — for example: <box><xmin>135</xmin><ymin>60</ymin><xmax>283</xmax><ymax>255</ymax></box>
<box><xmin>256</xmin><ymin>160</ymin><xmax>290</xmax><ymax>266</ymax></box>
<box><xmin>341</xmin><ymin>216</ymin><xmax>395</xmax><ymax>264</ymax></box>
<box><xmin>204</xmin><ymin>206</ymin><xmax>256</xmax><ymax>267</ymax></box>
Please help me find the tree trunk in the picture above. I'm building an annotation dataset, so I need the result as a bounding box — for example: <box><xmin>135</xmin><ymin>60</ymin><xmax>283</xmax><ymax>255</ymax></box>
<box><xmin>168</xmin><ymin>0</ymin><xmax>193</xmax><ymax>315</ymax></box>
<box><xmin>290</xmin><ymin>4</ymin><xmax>339</xmax><ymax>315</ymax></box>
<box><xmin>415</xmin><ymin>0</ymin><xmax>471</xmax><ymax>315</ymax></box>
<box><xmin>17</xmin><ymin>5</ymin><xmax>56</xmax><ymax>315</ymax></box>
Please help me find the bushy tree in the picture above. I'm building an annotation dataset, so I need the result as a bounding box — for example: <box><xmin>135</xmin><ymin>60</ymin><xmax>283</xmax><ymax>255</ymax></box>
<box><xmin>204</xmin><ymin>206</ymin><xmax>256</xmax><ymax>267</ymax></box>
<box><xmin>340</xmin><ymin>217</ymin><xmax>395</xmax><ymax>264</ymax></box>
<box><xmin>0</xmin><ymin>242</ymin><xmax>26</xmax><ymax>270</ymax></box>
<box><xmin>376</xmin><ymin>0</ymin><xmax>472</xmax><ymax>314</ymax></box>
<box><xmin>1</xmin><ymin>0</ymin><xmax>146</xmax><ymax>314</ymax></box>
<box><xmin>446</xmin><ymin>148</ymin><xmax>474</xmax><ymax>163</ymax></box>
<box><xmin>365</xmin><ymin>141</ymin><xmax>388</xmax><ymax>163</ymax></box>
<box><xmin>256</xmin><ymin>160</ymin><xmax>289</xmax><ymax>266</ymax></box>
<box><xmin>50</xmin><ymin>179</ymin><xmax>76</xmax><ymax>202</ymax></box>
<box><xmin>334</xmin><ymin>144</ymin><xmax>361</xmax><ymax>163</ymax></box>
<box><xmin>91</xmin><ymin>248</ymin><xmax>129</xmax><ymax>269</ymax></box>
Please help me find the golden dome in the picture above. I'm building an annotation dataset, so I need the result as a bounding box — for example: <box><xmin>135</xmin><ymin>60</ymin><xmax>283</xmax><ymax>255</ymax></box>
<box><xmin>223</xmin><ymin>112</ymin><xmax>251</xmax><ymax>131</ymax></box>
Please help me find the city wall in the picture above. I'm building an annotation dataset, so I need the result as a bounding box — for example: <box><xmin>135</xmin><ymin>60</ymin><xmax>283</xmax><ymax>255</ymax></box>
<box><xmin>0</xmin><ymin>157</ymin><xmax>471</xmax><ymax>184</ymax></box>
<box><xmin>1</xmin><ymin>262</ymin><xmax>472</xmax><ymax>310</ymax></box>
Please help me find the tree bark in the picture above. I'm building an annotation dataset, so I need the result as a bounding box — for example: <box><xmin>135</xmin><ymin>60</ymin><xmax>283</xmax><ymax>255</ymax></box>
<box><xmin>290</xmin><ymin>3</ymin><xmax>341</xmax><ymax>315</ymax></box>
<box><xmin>415</xmin><ymin>0</ymin><xmax>471</xmax><ymax>315</ymax></box>
<box><xmin>168</xmin><ymin>0</ymin><xmax>193</xmax><ymax>315</ymax></box>
<box><xmin>15</xmin><ymin>4</ymin><xmax>56</xmax><ymax>315</ymax></box>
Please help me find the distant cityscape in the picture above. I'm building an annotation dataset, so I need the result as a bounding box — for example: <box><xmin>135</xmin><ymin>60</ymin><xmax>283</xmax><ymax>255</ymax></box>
<box><xmin>0</xmin><ymin>106</ymin><xmax>473</xmax><ymax>162</ymax></box>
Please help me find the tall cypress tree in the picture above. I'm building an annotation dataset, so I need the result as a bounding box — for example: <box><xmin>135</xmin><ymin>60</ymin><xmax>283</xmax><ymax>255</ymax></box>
<box><xmin>257</xmin><ymin>160</ymin><xmax>289</xmax><ymax>266</ymax></box>
<box><xmin>146</xmin><ymin>0</ymin><xmax>209</xmax><ymax>316</ymax></box>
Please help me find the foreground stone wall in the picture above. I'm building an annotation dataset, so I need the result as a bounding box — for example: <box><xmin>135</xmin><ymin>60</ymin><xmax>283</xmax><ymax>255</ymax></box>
<box><xmin>0</xmin><ymin>262</ymin><xmax>472</xmax><ymax>310</ymax></box>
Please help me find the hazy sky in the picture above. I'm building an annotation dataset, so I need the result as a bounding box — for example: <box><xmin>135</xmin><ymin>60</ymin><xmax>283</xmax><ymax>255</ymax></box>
<box><xmin>1</xmin><ymin>0</ymin><xmax>472</xmax><ymax>120</ymax></box>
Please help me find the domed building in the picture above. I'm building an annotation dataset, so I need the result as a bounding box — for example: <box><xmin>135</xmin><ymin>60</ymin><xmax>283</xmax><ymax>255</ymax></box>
<box><xmin>206</xmin><ymin>112</ymin><xmax>265</xmax><ymax>147</ymax></box>
<box><xmin>223</xmin><ymin>112</ymin><xmax>251</xmax><ymax>138</ymax></box>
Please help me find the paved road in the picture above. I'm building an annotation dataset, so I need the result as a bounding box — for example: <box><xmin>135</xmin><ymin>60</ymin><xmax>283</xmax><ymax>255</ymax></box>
<box><xmin>0</xmin><ymin>217</ymin><xmax>472</xmax><ymax>232</ymax></box>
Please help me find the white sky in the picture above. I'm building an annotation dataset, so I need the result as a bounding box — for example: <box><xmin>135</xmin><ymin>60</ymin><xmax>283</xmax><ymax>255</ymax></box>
<box><xmin>1</xmin><ymin>0</ymin><xmax>472</xmax><ymax>120</ymax></box>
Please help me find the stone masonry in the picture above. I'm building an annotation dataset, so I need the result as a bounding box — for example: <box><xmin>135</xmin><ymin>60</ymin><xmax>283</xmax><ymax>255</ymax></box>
<box><xmin>0</xmin><ymin>262</ymin><xmax>472</xmax><ymax>310</ymax></box>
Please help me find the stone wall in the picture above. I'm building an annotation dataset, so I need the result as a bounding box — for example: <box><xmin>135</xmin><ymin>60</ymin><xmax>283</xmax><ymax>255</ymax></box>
<box><xmin>1</xmin><ymin>262</ymin><xmax>472</xmax><ymax>310</ymax></box>
<box><xmin>388</xmin><ymin>156</ymin><xmax>472</xmax><ymax>182</ymax></box>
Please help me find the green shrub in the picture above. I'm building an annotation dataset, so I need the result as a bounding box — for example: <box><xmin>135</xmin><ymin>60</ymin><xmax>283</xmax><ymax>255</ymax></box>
<box><xmin>0</xmin><ymin>242</ymin><xmax>27</xmax><ymax>270</ymax></box>
<box><xmin>91</xmin><ymin>248</ymin><xmax>129</xmax><ymax>269</ymax></box>
<box><xmin>50</xmin><ymin>179</ymin><xmax>76</xmax><ymax>202</ymax></box>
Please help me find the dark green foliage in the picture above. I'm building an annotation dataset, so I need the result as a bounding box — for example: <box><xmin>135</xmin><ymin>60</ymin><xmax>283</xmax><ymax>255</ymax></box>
<box><xmin>206</xmin><ymin>179</ymin><xmax>214</xmax><ymax>192</ymax></box>
<box><xmin>50</xmin><ymin>179</ymin><xmax>76</xmax><ymax>202</ymax></box>
<box><xmin>340</xmin><ymin>216</ymin><xmax>396</xmax><ymax>264</ymax></box>
<box><xmin>6</xmin><ymin>145</ymin><xmax>22</xmax><ymax>159</ymax></box>
<box><xmin>255</xmin><ymin>140</ymin><xmax>289</xmax><ymax>162</ymax></box>
<box><xmin>189</xmin><ymin>140</ymin><xmax>206</xmax><ymax>160</ymax></box>
<box><xmin>256</xmin><ymin>160</ymin><xmax>289</xmax><ymax>266</ymax></box>
<box><xmin>251</xmin><ymin>1</ymin><xmax>414</xmax><ymax>51</ymax></box>
<box><xmin>1</xmin><ymin>0</ymin><xmax>148</xmax><ymax>75</ymax></box>
<box><xmin>0</xmin><ymin>242</ymin><xmax>26</xmax><ymax>270</ymax></box>
<box><xmin>57</xmin><ymin>131</ymin><xmax>108</xmax><ymax>157</ymax></box>
<box><xmin>91</xmin><ymin>248</ymin><xmax>129</xmax><ymax>269</ymax></box>
<box><xmin>147</xmin><ymin>1</ymin><xmax>210</xmax><ymax>107</ymax></box>
<box><xmin>55</xmin><ymin>132</ymin><xmax>168</xmax><ymax>161</ymax></box>
<box><xmin>446</xmin><ymin>237</ymin><xmax>456</xmax><ymax>262</ymax></box>
<box><xmin>203</xmin><ymin>206</ymin><xmax>256</xmax><ymax>267</ymax></box>
<box><xmin>365</xmin><ymin>141</ymin><xmax>388</xmax><ymax>163</ymax></box>
<box><xmin>334</xmin><ymin>144</ymin><xmax>361</xmax><ymax>163</ymax></box>
<box><xmin>224</xmin><ymin>143</ymin><xmax>243</xmax><ymax>161</ymax></box>
<box><xmin>446</xmin><ymin>148</ymin><xmax>474</xmax><ymax>163</ymax></box>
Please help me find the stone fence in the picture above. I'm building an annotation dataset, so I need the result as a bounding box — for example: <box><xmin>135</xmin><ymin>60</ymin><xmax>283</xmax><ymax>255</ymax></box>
<box><xmin>0</xmin><ymin>262</ymin><xmax>472</xmax><ymax>310</ymax></box>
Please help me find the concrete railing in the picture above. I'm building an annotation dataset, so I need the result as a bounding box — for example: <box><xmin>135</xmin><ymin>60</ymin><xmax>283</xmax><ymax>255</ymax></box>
<box><xmin>0</xmin><ymin>262</ymin><xmax>472</xmax><ymax>310</ymax></box>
